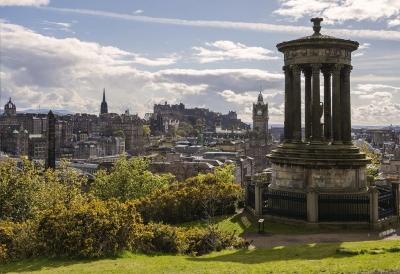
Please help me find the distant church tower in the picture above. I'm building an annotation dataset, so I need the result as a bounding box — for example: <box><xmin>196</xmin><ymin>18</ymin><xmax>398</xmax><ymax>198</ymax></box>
<box><xmin>100</xmin><ymin>88</ymin><xmax>108</xmax><ymax>115</ymax></box>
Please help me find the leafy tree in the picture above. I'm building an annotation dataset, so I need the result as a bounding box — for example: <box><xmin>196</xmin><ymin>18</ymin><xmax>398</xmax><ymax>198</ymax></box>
<box><xmin>142</xmin><ymin>125</ymin><xmax>151</xmax><ymax>137</ymax></box>
<box><xmin>358</xmin><ymin>142</ymin><xmax>382</xmax><ymax>179</ymax></box>
<box><xmin>90</xmin><ymin>153</ymin><xmax>175</xmax><ymax>202</ymax></box>
<box><xmin>213</xmin><ymin>163</ymin><xmax>235</xmax><ymax>183</ymax></box>
<box><xmin>0</xmin><ymin>158</ymin><xmax>87</xmax><ymax>223</ymax></box>
<box><xmin>112</xmin><ymin>130</ymin><xmax>125</xmax><ymax>138</ymax></box>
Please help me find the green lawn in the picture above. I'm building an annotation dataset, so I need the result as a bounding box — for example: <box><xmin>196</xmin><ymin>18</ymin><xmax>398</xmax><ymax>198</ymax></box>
<box><xmin>175</xmin><ymin>210</ymin><xmax>399</xmax><ymax>235</ymax></box>
<box><xmin>2</xmin><ymin>240</ymin><xmax>400</xmax><ymax>274</ymax></box>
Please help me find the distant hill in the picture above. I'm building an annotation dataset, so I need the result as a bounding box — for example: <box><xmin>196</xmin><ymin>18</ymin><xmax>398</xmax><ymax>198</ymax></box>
<box><xmin>16</xmin><ymin>109</ymin><xmax>75</xmax><ymax>115</ymax></box>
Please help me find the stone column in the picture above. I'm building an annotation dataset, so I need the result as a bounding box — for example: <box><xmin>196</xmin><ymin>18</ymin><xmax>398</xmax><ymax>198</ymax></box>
<box><xmin>368</xmin><ymin>186</ymin><xmax>379</xmax><ymax>228</ymax></box>
<box><xmin>331</xmin><ymin>64</ymin><xmax>343</xmax><ymax>145</ymax></box>
<box><xmin>303</xmin><ymin>69</ymin><xmax>312</xmax><ymax>142</ymax></box>
<box><xmin>291</xmin><ymin>65</ymin><xmax>302</xmax><ymax>143</ymax></box>
<box><xmin>306</xmin><ymin>187</ymin><xmax>318</xmax><ymax>228</ymax></box>
<box><xmin>310</xmin><ymin>63</ymin><xmax>322</xmax><ymax>144</ymax></box>
<box><xmin>341</xmin><ymin>65</ymin><xmax>353</xmax><ymax>145</ymax></box>
<box><xmin>322</xmin><ymin>70</ymin><xmax>332</xmax><ymax>141</ymax></box>
<box><xmin>283</xmin><ymin>66</ymin><xmax>293</xmax><ymax>143</ymax></box>
<box><xmin>255</xmin><ymin>181</ymin><xmax>263</xmax><ymax>216</ymax></box>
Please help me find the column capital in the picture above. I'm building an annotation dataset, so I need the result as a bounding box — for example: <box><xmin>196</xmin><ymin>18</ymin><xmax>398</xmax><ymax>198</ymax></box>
<box><xmin>321</xmin><ymin>69</ymin><xmax>332</xmax><ymax>77</ymax></box>
<box><xmin>332</xmin><ymin>64</ymin><xmax>344</xmax><ymax>74</ymax></box>
<box><xmin>290</xmin><ymin>64</ymin><xmax>301</xmax><ymax>74</ymax></box>
<box><xmin>343</xmin><ymin>65</ymin><xmax>353</xmax><ymax>73</ymax></box>
<box><xmin>282</xmin><ymin>65</ymin><xmax>291</xmax><ymax>74</ymax></box>
<box><xmin>310</xmin><ymin>63</ymin><xmax>322</xmax><ymax>74</ymax></box>
<box><xmin>302</xmin><ymin>68</ymin><xmax>312</xmax><ymax>78</ymax></box>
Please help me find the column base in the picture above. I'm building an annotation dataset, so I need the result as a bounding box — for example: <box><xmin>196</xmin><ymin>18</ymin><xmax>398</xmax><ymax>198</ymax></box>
<box><xmin>291</xmin><ymin>139</ymin><xmax>304</xmax><ymax>144</ymax></box>
<box><xmin>331</xmin><ymin>141</ymin><xmax>343</xmax><ymax>145</ymax></box>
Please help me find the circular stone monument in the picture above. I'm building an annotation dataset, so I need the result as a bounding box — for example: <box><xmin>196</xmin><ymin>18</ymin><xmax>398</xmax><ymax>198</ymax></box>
<box><xmin>267</xmin><ymin>18</ymin><xmax>370</xmax><ymax>193</ymax></box>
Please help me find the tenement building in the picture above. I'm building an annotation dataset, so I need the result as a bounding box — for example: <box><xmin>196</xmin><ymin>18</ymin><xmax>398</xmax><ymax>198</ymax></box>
<box><xmin>247</xmin><ymin>18</ymin><xmax>399</xmax><ymax>229</ymax></box>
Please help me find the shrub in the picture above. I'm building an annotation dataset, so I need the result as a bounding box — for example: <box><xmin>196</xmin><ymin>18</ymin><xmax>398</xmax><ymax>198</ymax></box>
<box><xmin>137</xmin><ymin>174</ymin><xmax>241</xmax><ymax>224</ymax></box>
<box><xmin>0</xmin><ymin>220</ymin><xmax>37</xmax><ymax>262</ymax></box>
<box><xmin>37</xmin><ymin>199</ymin><xmax>146</xmax><ymax>258</ymax></box>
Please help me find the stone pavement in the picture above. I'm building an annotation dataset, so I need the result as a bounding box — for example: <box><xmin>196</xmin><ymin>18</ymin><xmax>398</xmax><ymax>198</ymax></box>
<box><xmin>242</xmin><ymin>230</ymin><xmax>400</xmax><ymax>250</ymax></box>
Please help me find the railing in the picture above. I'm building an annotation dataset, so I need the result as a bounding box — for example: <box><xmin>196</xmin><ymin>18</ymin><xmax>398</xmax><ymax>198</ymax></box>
<box><xmin>262</xmin><ymin>189</ymin><xmax>307</xmax><ymax>221</ymax></box>
<box><xmin>247</xmin><ymin>184</ymin><xmax>255</xmax><ymax>210</ymax></box>
<box><xmin>318</xmin><ymin>194</ymin><xmax>370</xmax><ymax>222</ymax></box>
<box><xmin>377</xmin><ymin>185</ymin><xmax>395</xmax><ymax>220</ymax></box>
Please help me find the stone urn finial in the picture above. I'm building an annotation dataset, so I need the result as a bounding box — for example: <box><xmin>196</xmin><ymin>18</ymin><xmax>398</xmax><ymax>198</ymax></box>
<box><xmin>310</xmin><ymin>18</ymin><xmax>323</xmax><ymax>35</ymax></box>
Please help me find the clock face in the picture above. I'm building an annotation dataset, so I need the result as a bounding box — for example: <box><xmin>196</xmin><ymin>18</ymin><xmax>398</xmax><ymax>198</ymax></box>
<box><xmin>257</xmin><ymin>110</ymin><xmax>262</xmax><ymax>115</ymax></box>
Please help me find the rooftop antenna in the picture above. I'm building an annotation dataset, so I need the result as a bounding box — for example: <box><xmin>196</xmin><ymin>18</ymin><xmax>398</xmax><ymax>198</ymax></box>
<box><xmin>260</xmin><ymin>85</ymin><xmax>262</xmax><ymax>94</ymax></box>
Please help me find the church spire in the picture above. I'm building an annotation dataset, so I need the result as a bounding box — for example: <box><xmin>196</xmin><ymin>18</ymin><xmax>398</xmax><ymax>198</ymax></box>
<box><xmin>100</xmin><ymin>88</ymin><xmax>108</xmax><ymax>115</ymax></box>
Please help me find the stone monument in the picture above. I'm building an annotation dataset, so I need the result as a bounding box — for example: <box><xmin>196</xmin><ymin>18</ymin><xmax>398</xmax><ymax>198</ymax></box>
<box><xmin>45</xmin><ymin>110</ymin><xmax>55</xmax><ymax>170</ymax></box>
<box><xmin>261</xmin><ymin>18</ymin><xmax>398</xmax><ymax>228</ymax></box>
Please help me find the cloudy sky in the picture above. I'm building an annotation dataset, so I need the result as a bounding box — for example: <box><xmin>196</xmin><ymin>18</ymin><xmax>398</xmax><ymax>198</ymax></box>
<box><xmin>1</xmin><ymin>0</ymin><xmax>400</xmax><ymax>126</ymax></box>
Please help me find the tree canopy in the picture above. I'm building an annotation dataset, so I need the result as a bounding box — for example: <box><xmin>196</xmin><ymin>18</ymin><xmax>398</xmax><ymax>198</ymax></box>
<box><xmin>90</xmin><ymin>153</ymin><xmax>175</xmax><ymax>202</ymax></box>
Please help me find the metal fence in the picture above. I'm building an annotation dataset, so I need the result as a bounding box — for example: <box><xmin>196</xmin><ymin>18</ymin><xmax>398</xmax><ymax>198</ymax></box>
<box><xmin>262</xmin><ymin>188</ymin><xmax>307</xmax><ymax>221</ymax></box>
<box><xmin>318</xmin><ymin>194</ymin><xmax>370</xmax><ymax>222</ymax></box>
<box><xmin>247</xmin><ymin>183</ymin><xmax>255</xmax><ymax>210</ymax></box>
<box><xmin>377</xmin><ymin>185</ymin><xmax>395</xmax><ymax>220</ymax></box>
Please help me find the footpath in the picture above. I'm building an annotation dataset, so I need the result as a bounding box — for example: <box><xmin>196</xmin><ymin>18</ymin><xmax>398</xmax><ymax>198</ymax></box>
<box><xmin>237</xmin><ymin>210</ymin><xmax>400</xmax><ymax>249</ymax></box>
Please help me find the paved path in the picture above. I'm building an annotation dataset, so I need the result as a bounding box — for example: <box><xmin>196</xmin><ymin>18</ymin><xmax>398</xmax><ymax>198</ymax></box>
<box><xmin>237</xmin><ymin>209</ymin><xmax>400</xmax><ymax>249</ymax></box>
<box><xmin>242</xmin><ymin>231</ymin><xmax>400</xmax><ymax>249</ymax></box>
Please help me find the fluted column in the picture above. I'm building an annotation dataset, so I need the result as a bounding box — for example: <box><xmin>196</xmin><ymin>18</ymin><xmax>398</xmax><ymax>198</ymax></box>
<box><xmin>291</xmin><ymin>65</ymin><xmax>302</xmax><ymax>143</ymax></box>
<box><xmin>303</xmin><ymin>68</ymin><xmax>312</xmax><ymax>142</ymax></box>
<box><xmin>322</xmin><ymin>69</ymin><xmax>332</xmax><ymax>141</ymax></box>
<box><xmin>341</xmin><ymin>65</ymin><xmax>353</xmax><ymax>145</ymax></box>
<box><xmin>332</xmin><ymin>64</ymin><xmax>343</xmax><ymax>145</ymax></box>
<box><xmin>310</xmin><ymin>63</ymin><xmax>322</xmax><ymax>144</ymax></box>
<box><xmin>283</xmin><ymin>66</ymin><xmax>293</xmax><ymax>143</ymax></box>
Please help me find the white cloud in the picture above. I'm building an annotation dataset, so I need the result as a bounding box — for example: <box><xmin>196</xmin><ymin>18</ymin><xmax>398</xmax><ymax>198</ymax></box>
<box><xmin>388</xmin><ymin>17</ymin><xmax>400</xmax><ymax>28</ymax></box>
<box><xmin>274</xmin><ymin>0</ymin><xmax>400</xmax><ymax>27</ymax></box>
<box><xmin>0</xmin><ymin>22</ymin><xmax>284</xmax><ymax>120</ymax></box>
<box><xmin>132</xmin><ymin>54</ymin><xmax>181</xmax><ymax>66</ymax></box>
<box><xmin>219</xmin><ymin>90</ymin><xmax>255</xmax><ymax>103</ymax></box>
<box><xmin>358</xmin><ymin>43</ymin><xmax>370</xmax><ymax>50</ymax></box>
<box><xmin>0</xmin><ymin>0</ymin><xmax>49</xmax><ymax>6</ymax></box>
<box><xmin>42</xmin><ymin>7</ymin><xmax>400</xmax><ymax>41</ymax></box>
<box><xmin>192</xmin><ymin>41</ymin><xmax>278</xmax><ymax>63</ymax></box>
<box><xmin>133</xmin><ymin>9</ymin><xmax>143</xmax><ymax>14</ymax></box>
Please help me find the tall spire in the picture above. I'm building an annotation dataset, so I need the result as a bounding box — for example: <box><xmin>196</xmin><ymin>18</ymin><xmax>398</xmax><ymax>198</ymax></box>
<box><xmin>257</xmin><ymin>87</ymin><xmax>264</xmax><ymax>105</ymax></box>
<box><xmin>100</xmin><ymin>88</ymin><xmax>108</xmax><ymax>115</ymax></box>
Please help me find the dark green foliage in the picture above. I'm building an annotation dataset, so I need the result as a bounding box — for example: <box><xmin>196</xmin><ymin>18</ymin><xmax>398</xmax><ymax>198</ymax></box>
<box><xmin>137</xmin><ymin>173</ymin><xmax>241</xmax><ymax>224</ymax></box>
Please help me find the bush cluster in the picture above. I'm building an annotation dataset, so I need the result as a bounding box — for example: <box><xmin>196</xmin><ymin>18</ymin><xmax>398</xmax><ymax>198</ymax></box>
<box><xmin>1</xmin><ymin>199</ymin><xmax>247</xmax><ymax>261</ymax></box>
<box><xmin>0</xmin><ymin>157</ymin><xmax>246</xmax><ymax>262</ymax></box>
<box><xmin>138</xmin><ymin>174</ymin><xmax>240</xmax><ymax>224</ymax></box>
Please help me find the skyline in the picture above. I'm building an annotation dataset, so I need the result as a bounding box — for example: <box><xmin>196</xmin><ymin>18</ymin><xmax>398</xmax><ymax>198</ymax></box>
<box><xmin>1</xmin><ymin>0</ymin><xmax>400</xmax><ymax>126</ymax></box>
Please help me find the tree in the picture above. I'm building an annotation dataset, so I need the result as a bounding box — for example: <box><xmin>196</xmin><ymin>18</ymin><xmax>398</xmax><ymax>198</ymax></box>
<box><xmin>357</xmin><ymin>141</ymin><xmax>381</xmax><ymax>179</ymax></box>
<box><xmin>0</xmin><ymin>158</ymin><xmax>87</xmax><ymax>223</ymax></box>
<box><xmin>90</xmin><ymin>153</ymin><xmax>175</xmax><ymax>202</ymax></box>
<box><xmin>213</xmin><ymin>163</ymin><xmax>235</xmax><ymax>183</ymax></box>
<box><xmin>112</xmin><ymin>130</ymin><xmax>125</xmax><ymax>138</ymax></box>
<box><xmin>142</xmin><ymin>125</ymin><xmax>150</xmax><ymax>137</ymax></box>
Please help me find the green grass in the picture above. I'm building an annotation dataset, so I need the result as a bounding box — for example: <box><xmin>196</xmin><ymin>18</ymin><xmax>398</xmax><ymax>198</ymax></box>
<box><xmin>2</xmin><ymin>240</ymin><xmax>400</xmax><ymax>274</ymax></box>
<box><xmin>175</xmin><ymin>210</ymin><xmax>399</xmax><ymax>235</ymax></box>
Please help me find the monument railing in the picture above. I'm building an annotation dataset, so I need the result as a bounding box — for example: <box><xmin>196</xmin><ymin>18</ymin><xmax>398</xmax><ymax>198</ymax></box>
<box><xmin>377</xmin><ymin>185</ymin><xmax>396</xmax><ymax>220</ymax></box>
<box><xmin>318</xmin><ymin>194</ymin><xmax>370</xmax><ymax>222</ymax></box>
<box><xmin>247</xmin><ymin>183</ymin><xmax>255</xmax><ymax>210</ymax></box>
<box><xmin>262</xmin><ymin>189</ymin><xmax>307</xmax><ymax>221</ymax></box>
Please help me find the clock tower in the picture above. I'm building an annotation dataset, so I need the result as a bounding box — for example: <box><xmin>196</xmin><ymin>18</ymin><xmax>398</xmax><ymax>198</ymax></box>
<box><xmin>252</xmin><ymin>91</ymin><xmax>269</xmax><ymax>136</ymax></box>
<box><xmin>245</xmin><ymin>90</ymin><xmax>270</xmax><ymax>173</ymax></box>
